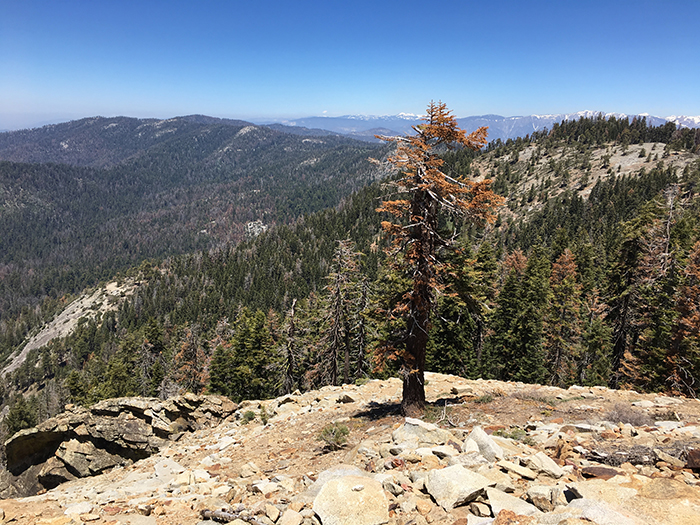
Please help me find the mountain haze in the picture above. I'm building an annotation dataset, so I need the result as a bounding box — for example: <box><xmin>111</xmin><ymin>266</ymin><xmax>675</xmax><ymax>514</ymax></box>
<box><xmin>263</xmin><ymin>111</ymin><xmax>700</xmax><ymax>143</ymax></box>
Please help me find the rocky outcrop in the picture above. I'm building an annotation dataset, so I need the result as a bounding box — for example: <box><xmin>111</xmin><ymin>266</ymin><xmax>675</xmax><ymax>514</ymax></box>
<box><xmin>0</xmin><ymin>393</ymin><xmax>236</xmax><ymax>498</ymax></box>
<box><xmin>0</xmin><ymin>373</ymin><xmax>699</xmax><ymax>524</ymax></box>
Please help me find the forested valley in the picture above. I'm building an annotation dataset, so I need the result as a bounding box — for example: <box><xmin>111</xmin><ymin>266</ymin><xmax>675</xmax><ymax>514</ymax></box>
<box><xmin>0</xmin><ymin>117</ymin><xmax>385</xmax><ymax>371</ymax></box>
<box><xmin>2</xmin><ymin>114</ymin><xmax>700</xmax><ymax>438</ymax></box>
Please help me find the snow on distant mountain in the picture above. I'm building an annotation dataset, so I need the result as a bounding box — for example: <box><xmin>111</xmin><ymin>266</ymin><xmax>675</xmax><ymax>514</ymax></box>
<box><xmin>259</xmin><ymin>112</ymin><xmax>700</xmax><ymax>144</ymax></box>
<box><xmin>343</xmin><ymin>113</ymin><xmax>421</xmax><ymax>121</ymax></box>
<box><xmin>668</xmin><ymin>115</ymin><xmax>700</xmax><ymax>128</ymax></box>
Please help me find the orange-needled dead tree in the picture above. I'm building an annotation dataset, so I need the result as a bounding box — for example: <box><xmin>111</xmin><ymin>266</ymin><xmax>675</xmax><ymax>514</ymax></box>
<box><xmin>375</xmin><ymin>101</ymin><xmax>504</xmax><ymax>416</ymax></box>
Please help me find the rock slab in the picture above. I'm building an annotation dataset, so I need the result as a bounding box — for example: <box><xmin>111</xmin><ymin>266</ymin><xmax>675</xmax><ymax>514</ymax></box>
<box><xmin>312</xmin><ymin>475</ymin><xmax>389</xmax><ymax>525</ymax></box>
<box><xmin>392</xmin><ymin>417</ymin><xmax>456</xmax><ymax>446</ymax></box>
<box><xmin>425</xmin><ymin>464</ymin><xmax>493</xmax><ymax>510</ymax></box>
<box><xmin>469</xmin><ymin>426</ymin><xmax>504</xmax><ymax>462</ymax></box>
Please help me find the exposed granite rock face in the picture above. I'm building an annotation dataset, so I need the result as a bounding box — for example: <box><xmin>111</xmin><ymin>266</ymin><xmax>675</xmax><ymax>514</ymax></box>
<box><xmin>0</xmin><ymin>393</ymin><xmax>236</xmax><ymax>498</ymax></box>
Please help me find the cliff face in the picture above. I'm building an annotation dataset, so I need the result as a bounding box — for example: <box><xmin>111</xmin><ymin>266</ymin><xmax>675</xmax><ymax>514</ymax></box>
<box><xmin>0</xmin><ymin>393</ymin><xmax>236</xmax><ymax>498</ymax></box>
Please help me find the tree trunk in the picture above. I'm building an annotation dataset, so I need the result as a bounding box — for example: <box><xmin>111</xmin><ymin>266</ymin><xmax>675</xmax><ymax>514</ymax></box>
<box><xmin>401</xmin><ymin>365</ymin><xmax>426</xmax><ymax>417</ymax></box>
<box><xmin>402</xmin><ymin>301</ymin><xmax>429</xmax><ymax>416</ymax></box>
<box><xmin>343</xmin><ymin>319</ymin><xmax>351</xmax><ymax>384</ymax></box>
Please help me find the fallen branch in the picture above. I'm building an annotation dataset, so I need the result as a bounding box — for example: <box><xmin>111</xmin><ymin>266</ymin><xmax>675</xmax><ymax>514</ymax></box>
<box><xmin>200</xmin><ymin>509</ymin><xmax>266</xmax><ymax>524</ymax></box>
<box><xmin>435</xmin><ymin>399</ymin><xmax>460</xmax><ymax>427</ymax></box>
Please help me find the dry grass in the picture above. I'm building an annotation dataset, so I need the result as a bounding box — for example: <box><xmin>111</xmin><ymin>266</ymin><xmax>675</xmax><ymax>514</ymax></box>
<box><xmin>604</xmin><ymin>403</ymin><xmax>654</xmax><ymax>426</ymax></box>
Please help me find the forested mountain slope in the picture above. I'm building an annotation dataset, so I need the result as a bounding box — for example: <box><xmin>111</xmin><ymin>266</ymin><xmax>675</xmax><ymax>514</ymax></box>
<box><xmin>0</xmin><ymin>115</ymin><xmax>253</xmax><ymax>168</ymax></box>
<box><xmin>2</xmin><ymin>115</ymin><xmax>700</xmax><ymax>439</ymax></box>
<box><xmin>0</xmin><ymin>118</ymin><xmax>385</xmax><ymax>335</ymax></box>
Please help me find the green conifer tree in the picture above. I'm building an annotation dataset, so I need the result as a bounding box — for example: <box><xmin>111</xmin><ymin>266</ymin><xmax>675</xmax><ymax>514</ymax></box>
<box><xmin>544</xmin><ymin>249</ymin><xmax>583</xmax><ymax>387</ymax></box>
<box><xmin>427</xmin><ymin>241</ymin><xmax>497</xmax><ymax>378</ymax></box>
<box><xmin>484</xmin><ymin>251</ymin><xmax>527</xmax><ymax>380</ymax></box>
<box><xmin>578</xmin><ymin>291</ymin><xmax>613</xmax><ymax>386</ymax></box>
<box><xmin>4</xmin><ymin>395</ymin><xmax>38</xmax><ymax>436</ymax></box>
<box><xmin>208</xmin><ymin>309</ymin><xmax>276</xmax><ymax>401</ymax></box>
<box><xmin>671</xmin><ymin>240</ymin><xmax>700</xmax><ymax>396</ymax></box>
<box><xmin>487</xmin><ymin>248</ymin><xmax>550</xmax><ymax>384</ymax></box>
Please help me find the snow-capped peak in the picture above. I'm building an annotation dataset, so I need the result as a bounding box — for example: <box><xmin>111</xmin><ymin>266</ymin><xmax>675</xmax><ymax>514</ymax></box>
<box><xmin>396</xmin><ymin>112</ymin><xmax>422</xmax><ymax>120</ymax></box>
<box><xmin>667</xmin><ymin>115</ymin><xmax>700</xmax><ymax>127</ymax></box>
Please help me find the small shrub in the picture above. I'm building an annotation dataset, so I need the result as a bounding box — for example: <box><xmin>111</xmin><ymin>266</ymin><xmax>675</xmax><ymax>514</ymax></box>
<box><xmin>260</xmin><ymin>406</ymin><xmax>269</xmax><ymax>425</ymax></box>
<box><xmin>514</xmin><ymin>390</ymin><xmax>558</xmax><ymax>406</ymax></box>
<box><xmin>318</xmin><ymin>422</ymin><xmax>349</xmax><ymax>450</ymax></box>
<box><xmin>473</xmin><ymin>394</ymin><xmax>494</xmax><ymax>404</ymax></box>
<box><xmin>604</xmin><ymin>403</ymin><xmax>653</xmax><ymax>427</ymax></box>
<box><xmin>422</xmin><ymin>405</ymin><xmax>440</xmax><ymax>423</ymax></box>
<box><xmin>653</xmin><ymin>409</ymin><xmax>681</xmax><ymax>422</ymax></box>
<box><xmin>522</xmin><ymin>436</ymin><xmax>536</xmax><ymax>447</ymax></box>
<box><xmin>493</xmin><ymin>426</ymin><xmax>537</xmax><ymax>446</ymax></box>
<box><xmin>494</xmin><ymin>427</ymin><xmax>526</xmax><ymax>441</ymax></box>
<box><xmin>241</xmin><ymin>410</ymin><xmax>256</xmax><ymax>424</ymax></box>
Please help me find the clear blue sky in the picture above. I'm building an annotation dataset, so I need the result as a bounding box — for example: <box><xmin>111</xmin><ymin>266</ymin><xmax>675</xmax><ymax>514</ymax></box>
<box><xmin>1</xmin><ymin>0</ymin><xmax>699</xmax><ymax>130</ymax></box>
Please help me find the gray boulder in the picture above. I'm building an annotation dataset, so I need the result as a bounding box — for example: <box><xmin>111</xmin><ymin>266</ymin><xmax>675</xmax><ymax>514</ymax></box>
<box><xmin>56</xmin><ymin>438</ymin><xmax>123</xmax><ymax>477</ymax></box>
<box><xmin>468</xmin><ymin>426</ymin><xmax>503</xmax><ymax>462</ymax></box>
<box><xmin>566</xmin><ymin>498</ymin><xmax>637</xmax><ymax>525</ymax></box>
<box><xmin>295</xmin><ymin>464</ymin><xmax>371</xmax><ymax>504</ymax></box>
<box><xmin>524</xmin><ymin>451</ymin><xmax>564</xmax><ymax>478</ymax></box>
<box><xmin>486</xmin><ymin>487</ymin><xmax>542</xmax><ymax>517</ymax></box>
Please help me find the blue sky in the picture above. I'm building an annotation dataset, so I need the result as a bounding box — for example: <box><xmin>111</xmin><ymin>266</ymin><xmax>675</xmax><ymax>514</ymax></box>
<box><xmin>1</xmin><ymin>0</ymin><xmax>699</xmax><ymax>130</ymax></box>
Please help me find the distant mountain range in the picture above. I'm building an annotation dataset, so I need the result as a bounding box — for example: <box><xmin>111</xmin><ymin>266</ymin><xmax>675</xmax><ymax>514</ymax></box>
<box><xmin>259</xmin><ymin>111</ymin><xmax>700</xmax><ymax>143</ymax></box>
<box><xmin>4</xmin><ymin>111</ymin><xmax>699</xmax><ymax>145</ymax></box>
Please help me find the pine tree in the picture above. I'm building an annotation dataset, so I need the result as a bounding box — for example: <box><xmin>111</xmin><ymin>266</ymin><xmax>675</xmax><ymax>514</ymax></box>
<box><xmin>317</xmin><ymin>240</ymin><xmax>363</xmax><ymax>385</ymax></box>
<box><xmin>208</xmin><ymin>309</ymin><xmax>276</xmax><ymax>402</ymax></box>
<box><xmin>473</xmin><ymin>242</ymin><xmax>500</xmax><ymax>373</ymax></box>
<box><xmin>279</xmin><ymin>299</ymin><xmax>300</xmax><ymax>395</ymax></box>
<box><xmin>483</xmin><ymin>250</ymin><xmax>526</xmax><ymax>379</ymax></box>
<box><xmin>208</xmin><ymin>342</ymin><xmax>234</xmax><ymax>397</ymax></box>
<box><xmin>544</xmin><ymin>249</ymin><xmax>583</xmax><ymax>387</ymax></box>
<box><xmin>100</xmin><ymin>355</ymin><xmax>139</xmax><ymax>399</ymax></box>
<box><xmin>428</xmin><ymin>241</ymin><xmax>497</xmax><ymax>378</ymax></box>
<box><xmin>139</xmin><ymin>318</ymin><xmax>168</xmax><ymax>397</ymax></box>
<box><xmin>670</xmin><ymin>240</ymin><xmax>700</xmax><ymax>396</ymax></box>
<box><xmin>579</xmin><ymin>290</ymin><xmax>612</xmax><ymax>386</ymax></box>
<box><xmin>173</xmin><ymin>323</ymin><xmax>208</xmax><ymax>394</ymax></box>
<box><xmin>64</xmin><ymin>370</ymin><xmax>89</xmax><ymax>406</ymax></box>
<box><xmin>613</xmin><ymin>185</ymin><xmax>687</xmax><ymax>391</ymax></box>
<box><xmin>374</xmin><ymin>101</ymin><xmax>503</xmax><ymax>415</ymax></box>
<box><xmin>352</xmin><ymin>277</ymin><xmax>372</xmax><ymax>380</ymax></box>
<box><xmin>4</xmin><ymin>395</ymin><xmax>38</xmax><ymax>436</ymax></box>
<box><xmin>607</xmin><ymin>201</ymin><xmax>657</xmax><ymax>388</ymax></box>
<box><xmin>512</xmin><ymin>247</ymin><xmax>551</xmax><ymax>384</ymax></box>
<box><xmin>486</xmin><ymin>248</ymin><xmax>550</xmax><ymax>384</ymax></box>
